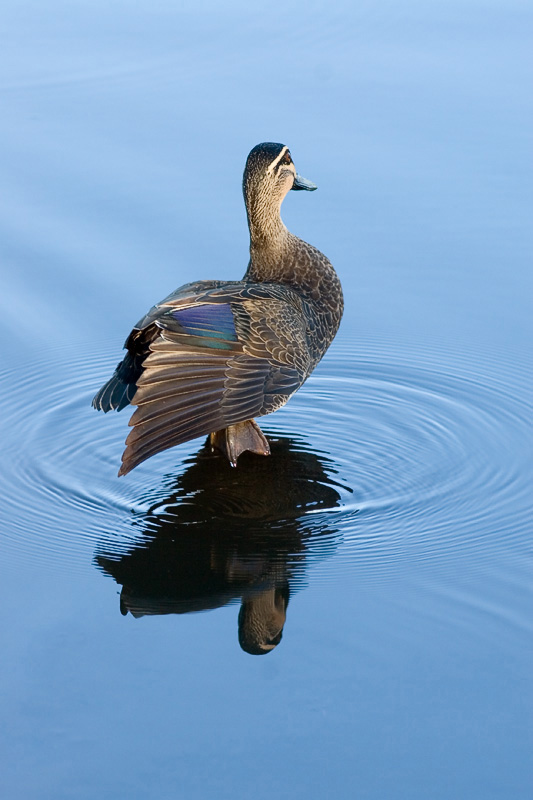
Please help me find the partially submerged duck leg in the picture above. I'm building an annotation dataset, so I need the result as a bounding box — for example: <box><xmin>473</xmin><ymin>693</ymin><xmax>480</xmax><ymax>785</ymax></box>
<box><xmin>210</xmin><ymin>419</ymin><xmax>271</xmax><ymax>467</ymax></box>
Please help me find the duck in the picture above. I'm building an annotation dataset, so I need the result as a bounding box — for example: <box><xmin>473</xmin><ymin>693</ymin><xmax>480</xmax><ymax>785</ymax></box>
<box><xmin>92</xmin><ymin>142</ymin><xmax>343</xmax><ymax>475</ymax></box>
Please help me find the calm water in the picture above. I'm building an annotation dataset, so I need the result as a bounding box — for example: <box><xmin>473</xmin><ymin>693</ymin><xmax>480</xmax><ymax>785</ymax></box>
<box><xmin>1</xmin><ymin>2</ymin><xmax>532</xmax><ymax>798</ymax></box>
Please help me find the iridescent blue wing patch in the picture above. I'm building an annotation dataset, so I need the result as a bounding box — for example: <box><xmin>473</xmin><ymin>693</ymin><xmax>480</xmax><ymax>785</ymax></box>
<box><xmin>171</xmin><ymin>303</ymin><xmax>238</xmax><ymax>341</ymax></box>
<box><xmin>155</xmin><ymin>302</ymin><xmax>240</xmax><ymax>351</ymax></box>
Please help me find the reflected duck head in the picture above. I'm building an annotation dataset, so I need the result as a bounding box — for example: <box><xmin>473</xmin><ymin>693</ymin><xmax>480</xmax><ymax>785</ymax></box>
<box><xmin>238</xmin><ymin>584</ymin><xmax>289</xmax><ymax>655</ymax></box>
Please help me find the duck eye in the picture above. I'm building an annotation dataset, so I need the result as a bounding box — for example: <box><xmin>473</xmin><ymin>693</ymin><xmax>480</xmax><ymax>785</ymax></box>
<box><xmin>282</xmin><ymin>151</ymin><xmax>292</xmax><ymax>164</ymax></box>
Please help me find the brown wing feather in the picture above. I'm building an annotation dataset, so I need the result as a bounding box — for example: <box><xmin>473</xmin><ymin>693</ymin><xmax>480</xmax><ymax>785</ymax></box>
<box><xmin>119</xmin><ymin>346</ymin><xmax>289</xmax><ymax>476</ymax></box>
<box><xmin>118</xmin><ymin>296</ymin><xmax>309</xmax><ymax>476</ymax></box>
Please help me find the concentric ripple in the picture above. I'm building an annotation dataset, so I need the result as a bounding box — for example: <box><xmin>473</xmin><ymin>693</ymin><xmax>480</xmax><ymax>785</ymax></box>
<box><xmin>0</xmin><ymin>336</ymin><xmax>531</xmax><ymax>587</ymax></box>
<box><xmin>296</xmin><ymin>338</ymin><xmax>532</xmax><ymax>582</ymax></box>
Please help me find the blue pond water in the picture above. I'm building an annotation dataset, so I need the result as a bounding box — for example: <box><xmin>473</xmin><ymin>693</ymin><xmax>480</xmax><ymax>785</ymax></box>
<box><xmin>1</xmin><ymin>2</ymin><xmax>532</xmax><ymax>798</ymax></box>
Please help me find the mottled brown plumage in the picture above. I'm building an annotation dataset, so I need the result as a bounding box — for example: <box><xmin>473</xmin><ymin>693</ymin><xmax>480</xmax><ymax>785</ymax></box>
<box><xmin>92</xmin><ymin>142</ymin><xmax>343</xmax><ymax>475</ymax></box>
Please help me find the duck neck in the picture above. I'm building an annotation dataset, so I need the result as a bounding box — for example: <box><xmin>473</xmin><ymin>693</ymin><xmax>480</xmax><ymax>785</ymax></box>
<box><xmin>246</xmin><ymin>206</ymin><xmax>296</xmax><ymax>279</ymax></box>
<box><xmin>246</xmin><ymin>193</ymin><xmax>288</xmax><ymax>246</ymax></box>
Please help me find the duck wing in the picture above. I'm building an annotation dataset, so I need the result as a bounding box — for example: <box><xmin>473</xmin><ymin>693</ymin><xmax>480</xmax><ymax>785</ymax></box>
<box><xmin>118</xmin><ymin>284</ymin><xmax>311</xmax><ymax>475</ymax></box>
<box><xmin>92</xmin><ymin>280</ymin><xmax>235</xmax><ymax>413</ymax></box>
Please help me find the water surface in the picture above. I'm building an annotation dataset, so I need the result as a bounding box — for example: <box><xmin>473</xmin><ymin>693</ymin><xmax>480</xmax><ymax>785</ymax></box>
<box><xmin>1</xmin><ymin>1</ymin><xmax>532</xmax><ymax>798</ymax></box>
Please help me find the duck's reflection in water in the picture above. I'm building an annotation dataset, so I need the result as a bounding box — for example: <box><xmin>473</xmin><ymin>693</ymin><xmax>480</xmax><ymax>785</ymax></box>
<box><xmin>96</xmin><ymin>435</ymin><xmax>347</xmax><ymax>654</ymax></box>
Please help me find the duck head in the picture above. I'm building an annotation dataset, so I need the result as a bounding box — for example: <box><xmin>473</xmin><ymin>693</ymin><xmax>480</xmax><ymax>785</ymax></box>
<box><xmin>243</xmin><ymin>142</ymin><xmax>316</xmax><ymax>243</ymax></box>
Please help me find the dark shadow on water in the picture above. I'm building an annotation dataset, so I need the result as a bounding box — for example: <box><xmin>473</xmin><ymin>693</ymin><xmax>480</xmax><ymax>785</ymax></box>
<box><xmin>95</xmin><ymin>434</ymin><xmax>349</xmax><ymax>655</ymax></box>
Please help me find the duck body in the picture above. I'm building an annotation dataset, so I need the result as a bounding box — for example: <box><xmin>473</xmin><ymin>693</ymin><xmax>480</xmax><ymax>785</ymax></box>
<box><xmin>93</xmin><ymin>143</ymin><xmax>343</xmax><ymax>475</ymax></box>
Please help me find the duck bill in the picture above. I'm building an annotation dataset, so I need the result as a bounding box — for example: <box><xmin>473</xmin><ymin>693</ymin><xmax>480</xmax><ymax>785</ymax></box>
<box><xmin>291</xmin><ymin>173</ymin><xmax>317</xmax><ymax>191</ymax></box>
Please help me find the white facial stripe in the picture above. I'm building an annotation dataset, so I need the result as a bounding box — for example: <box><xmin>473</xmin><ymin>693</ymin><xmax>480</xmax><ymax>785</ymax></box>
<box><xmin>267</xmin><ymin>146</ymin><xmax>289</xmax><ymax>174</ymax></box>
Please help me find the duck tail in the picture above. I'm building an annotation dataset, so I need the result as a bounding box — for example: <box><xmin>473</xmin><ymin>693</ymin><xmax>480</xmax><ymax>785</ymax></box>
<box><xmin>92</xmin><ymin>355</ymin><xmax>138</xmax><ymax>412</ymax></box>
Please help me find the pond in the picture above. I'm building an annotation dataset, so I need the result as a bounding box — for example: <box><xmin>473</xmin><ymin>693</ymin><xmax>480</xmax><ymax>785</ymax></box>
<box><xmin>1</xmin><ymin>1</ymin><xmax>531</xmax><ymax>798</ymax></box>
